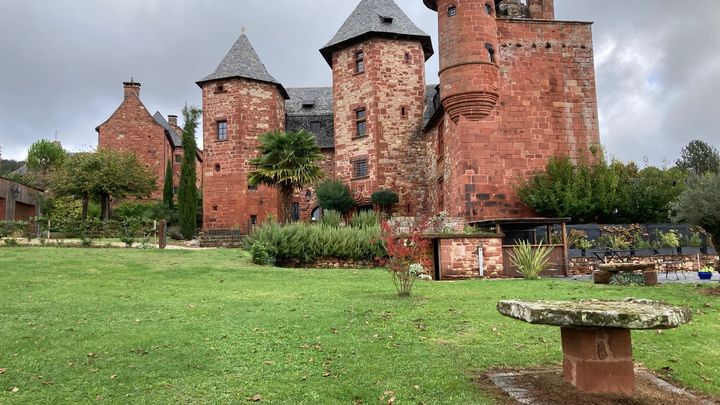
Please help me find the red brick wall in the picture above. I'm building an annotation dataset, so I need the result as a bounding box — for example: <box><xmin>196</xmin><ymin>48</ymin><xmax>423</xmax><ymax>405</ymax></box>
<box><xmin>426</xmin><ymin>6</ymin><xmax>600</xmax><ymax>221</ymax></box>
<box><xmin>332</xmin><ymin>38</ymin><xmax>429</xmax><ymax>215</ymax></box>
<box><xmin>437</xmin><ymin>237</ymin><xmax>504</xmax><ymax>279</ymax></box>
<box><xmin>201</xmin><ymin>78</ymin><xmax>285</xmax><ymax>233</ymax></box>
<box><xmin>97</xmin><ymin>90</ymin><xmax>166</xmax><ymax>200</ymax></box>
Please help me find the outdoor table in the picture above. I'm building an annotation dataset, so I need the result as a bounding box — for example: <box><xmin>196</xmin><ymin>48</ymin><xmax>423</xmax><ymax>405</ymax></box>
<box><xmin>497</xmin><ymin>298</ymin><xmax>691</xmax><ymax>394</ymax></box>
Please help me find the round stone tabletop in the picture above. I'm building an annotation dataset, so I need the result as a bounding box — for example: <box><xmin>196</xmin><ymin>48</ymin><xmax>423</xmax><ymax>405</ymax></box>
<box><xmin>497</xmin><ymin>298</ymin><xmax>692</xmax><ymax>330</ymax></box>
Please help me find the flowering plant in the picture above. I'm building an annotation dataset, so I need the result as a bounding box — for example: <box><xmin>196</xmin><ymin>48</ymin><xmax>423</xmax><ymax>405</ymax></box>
<box><xmin>699</xmin><ymin>266</ymin><xmax>714</xmax><ymax>274</ymax></box>
<box><xmin>380</xmin><ymin>220</ymin><xmax>431</xmax><ymax>297</ymax></box>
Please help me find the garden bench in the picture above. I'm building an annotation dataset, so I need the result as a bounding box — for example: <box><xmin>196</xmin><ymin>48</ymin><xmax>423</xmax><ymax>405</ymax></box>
<box><xmin>497</xmin><ymin>298</ymin><xmax>691</xmax><ymax>394</ymax></box>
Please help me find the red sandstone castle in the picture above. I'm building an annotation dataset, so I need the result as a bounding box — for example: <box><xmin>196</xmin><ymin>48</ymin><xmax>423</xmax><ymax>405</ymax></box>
<box><xmin>198</xmin><ymin>0</ymin><xmax>600</xmax><ymax>233</ymax></box>
<box><xmin>99</xmin><ymin>0</ymin><xmax>600</xmax><ymax>233</ymax></box>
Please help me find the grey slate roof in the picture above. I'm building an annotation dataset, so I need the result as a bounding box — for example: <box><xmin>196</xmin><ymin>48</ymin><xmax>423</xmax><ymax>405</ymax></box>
<box><xmin>197</xmin><ymin>34</ymin><xmax>289</xmax><ymax>99</ymax></box>
<box><xmin>423</xmin><ymin>84</ymin><xmax>440</xmax><ymax>127</ymax></box>
<box><xmin>153</xmin><ymin>112</ymin><xmax>183</xmax><ymax>148</ymax></box>
<box><xmin>320</xmin><ymin>0</ymin><xmax>434</xmax><ymax>65</ymax></box>
<box><xmin>285</xmin><ymin>87</ymin><xmax>334</xmax><ymax>149</ymax></box>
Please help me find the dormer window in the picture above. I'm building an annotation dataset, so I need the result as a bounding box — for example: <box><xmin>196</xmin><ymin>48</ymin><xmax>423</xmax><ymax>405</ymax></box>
<box><xmin>381</xmin><ymin>15</ymin><xmax>394</xmax><ymax>24</ymax></box>
<box><xmin>448</xmin><ymin>6</ymin><xmax>457</xmax><ymax>17</ymax></box>
<box><xmin>355</xmin><ymin>51</ymin><xmax>365</xmax><ymax>73</ymax></box>
<box><xmin>302</xmin><ymin>100</ymin><xmax>315</xmax><ymax>109</ymax></box>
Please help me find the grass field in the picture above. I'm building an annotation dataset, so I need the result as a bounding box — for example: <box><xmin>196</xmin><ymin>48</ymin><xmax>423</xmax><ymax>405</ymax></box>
<box><xmin>0</xmin><ymin>247</ymin><xmax>718</xmax><ymax>404</ymax></box>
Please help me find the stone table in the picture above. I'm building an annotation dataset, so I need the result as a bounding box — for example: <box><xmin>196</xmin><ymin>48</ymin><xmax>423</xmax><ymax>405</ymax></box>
<box><xmin>497</xmin><ymin>298</ymin><xmax>692</xmax><ymax>394</ymax></box>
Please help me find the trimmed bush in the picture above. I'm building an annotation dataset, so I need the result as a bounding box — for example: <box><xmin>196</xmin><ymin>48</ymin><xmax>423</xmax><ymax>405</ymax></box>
<box><xmin>316</xmin><ymin>181</ymin><xmax>356</xmax><ymax>214</ymax></box>
<box><xmin>244</xmin><ymin>222</ymin><xmax>386</xmax><ymax>265</ymax></box>
<box><xmin>371</xmin><ymin>190</ymin><xmax>399</xmax><ymax>214</ymax></box>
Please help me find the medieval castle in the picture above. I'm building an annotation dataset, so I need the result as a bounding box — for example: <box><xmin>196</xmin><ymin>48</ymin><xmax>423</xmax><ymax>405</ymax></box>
<box><xmin>99</xmin><ymin>0</ymin><xmax>600</xmax><ymax>234</ymax></box>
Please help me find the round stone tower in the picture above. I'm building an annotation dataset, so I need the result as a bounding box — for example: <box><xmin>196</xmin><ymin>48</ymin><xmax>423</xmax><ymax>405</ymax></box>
<box><xmin>424</xmin><ymin>0</ymin><xmax>500</xmax><ymax>123</ymax></box>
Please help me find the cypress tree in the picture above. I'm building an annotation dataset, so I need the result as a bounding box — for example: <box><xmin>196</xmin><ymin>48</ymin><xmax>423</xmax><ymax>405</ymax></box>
<box><xmin>178</xmin><ymin>105</ymin><xmax>202</xmax><ymax>240</ymax></box>
<box><xmin>163</xmin><ymin>159</ymin><xmax>174</xmax><ymax>209</ymax></box>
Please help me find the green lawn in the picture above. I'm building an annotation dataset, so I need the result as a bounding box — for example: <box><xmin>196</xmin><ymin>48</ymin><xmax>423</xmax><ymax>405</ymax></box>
<box><xmin>0</xmin><ymin>248</ymin><xmax>717</xmax><ymax>404</ymax></box>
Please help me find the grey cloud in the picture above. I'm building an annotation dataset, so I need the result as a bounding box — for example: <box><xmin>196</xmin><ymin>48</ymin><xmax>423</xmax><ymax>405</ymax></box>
<box><xmin>0</xmin><ymin>0</ymin><xmax>718</xmax><ymax>167</ymax></box>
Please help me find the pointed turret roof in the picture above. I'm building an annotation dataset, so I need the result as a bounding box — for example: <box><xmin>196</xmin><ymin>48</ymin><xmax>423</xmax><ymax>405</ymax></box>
<box><xmin>197</xmin><ymin>34</ymin><xmax>288</xmax><ymax>99</ymax></box>
<box><xmin>320</xmin><ymin>0</ymin><xmax>434</xmax><ymax>66</ymax></box>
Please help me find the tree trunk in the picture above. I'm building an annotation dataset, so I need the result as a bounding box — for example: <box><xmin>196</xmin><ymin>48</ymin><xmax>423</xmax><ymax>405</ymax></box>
<box><xmin>712</xmin><ymin>233</ymin><xmax>720</xmax><ymax>273</ymax></box>
<box><xmin>100</xmin><ymin>193</ymin><xmax>111</xmax><ymax>222</ymax></box>
<box><xmin>81</xmin><ymin>192</ymin><xmax>89</xmax><ymax>222</ymax></box>
<box><xmin>280</xmin><ymin>186</ymin><xmax>294</xmax><ymax>224</ymax></box>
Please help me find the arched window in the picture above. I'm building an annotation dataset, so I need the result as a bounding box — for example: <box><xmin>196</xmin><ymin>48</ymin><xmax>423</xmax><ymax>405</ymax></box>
<box><xmin>485</xmin><ymin>3</ymin><xmax>493</xmax><ymax>15</ymax></box>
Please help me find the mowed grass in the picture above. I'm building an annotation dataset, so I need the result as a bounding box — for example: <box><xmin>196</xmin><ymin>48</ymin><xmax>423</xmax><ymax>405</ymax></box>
<box><xmin>0</xmin><ymin>248</ymin><xmax>718</xmax><ymax>404</ymax></box>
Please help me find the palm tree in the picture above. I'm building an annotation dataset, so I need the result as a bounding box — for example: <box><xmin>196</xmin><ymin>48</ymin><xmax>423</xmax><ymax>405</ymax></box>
<box><xmin>248</xmin><ymin>130</ymin><xmax>325</xmax><ymax>224</ymax></box>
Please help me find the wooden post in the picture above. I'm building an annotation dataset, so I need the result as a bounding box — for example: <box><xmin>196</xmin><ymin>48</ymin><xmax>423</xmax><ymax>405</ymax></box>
<box><xmin>561</xmin><ymin>222</ymin><xmax>569</xmax><ymax>276</ymax></box>
<box><xmin>158</xmin><ymin>219</ymin><xmax>167</xmax><ymax>249</ymax></box>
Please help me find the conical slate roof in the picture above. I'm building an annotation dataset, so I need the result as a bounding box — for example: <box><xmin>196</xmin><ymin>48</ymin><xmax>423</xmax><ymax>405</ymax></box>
<box><xmin>320</xmin><ymin>0</ymin><xmax>434</xmax><ymax>66</ymax></box>
<box><xmin>197</xmin><ymin>34</ymin><xmax>288</xmax><ymax>99</ymax></box>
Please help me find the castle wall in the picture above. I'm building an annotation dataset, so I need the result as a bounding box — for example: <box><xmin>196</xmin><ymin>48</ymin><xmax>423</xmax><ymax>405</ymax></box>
<box><xmin>201</xmin><ymin>78</ymin><xmax>285</xmax><ymax>232</ymax></box>
<box><xmin>332</xmin><ymin>38</ymin><xmax>429</xmax><ymax>215</ymax></box>
<box><xmin>97</xmin><ymin>93</ymin><xmax>167</xmax><ymax>200</ymax></box>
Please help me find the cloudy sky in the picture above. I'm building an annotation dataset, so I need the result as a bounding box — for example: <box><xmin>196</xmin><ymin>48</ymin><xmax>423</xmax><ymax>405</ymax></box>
<box><xmin>0</xmin><ymin>0</ymin><xmax>718</xmax><ymax>166</ymax></box>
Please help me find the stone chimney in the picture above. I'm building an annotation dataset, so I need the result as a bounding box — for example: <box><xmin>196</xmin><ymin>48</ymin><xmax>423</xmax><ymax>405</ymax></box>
<box><xmin>123</xmin><ymin>80</ymin><xmax>141</xmax><ymax>99</ymax></box>
<box><xmin>168</xmin><ymin>115</ymin><xmax>178</xmax><ymax>126</ymax></box>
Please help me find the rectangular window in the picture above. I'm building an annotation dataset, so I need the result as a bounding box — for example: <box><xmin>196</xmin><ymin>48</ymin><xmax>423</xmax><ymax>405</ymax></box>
<box><xmin>173</xmin><ymin>187</ymin><xmax>178</xmax><ymax>195</ymax></box>
<box><xmin>355</xmin><ymin>51</ymin><xmax>365</xmax><ymax>73</ymax></box>
<box><xmin>352</xmin><ymin>158</ymin><xmax>369</xmax><ymax>179</ymax></box>
<box><xmin>291</xmin><ymin>202</ymin><xmax>300</xmax><ymax>222</ymax></box>
<box><xmin>355</xmin><ymin>109</ymin><xmax>367</xmax><ymax>138</ymax></box>
<box><xmin>448</xmin><ymin>6</ymin><xmax>457</xmax><ymax>17</ymax></box>
<box><xmin>217</xmin><ymin>121</ymin><xmax>228</xmax><ymax>141</ymax></box>
<box><xmin>437</xmin><ymin>120</ymin><xmax>445</xmax><ymax>158</ymax></box>
<box><xmin>437</xmin><ymin>179</ymin><xmax>445</xmax><ymax>212</ymax></box>
<box><xmin>485</xmin><ymin>43</ymin><xmax>496</xmax><ymax>63</ymax></box>
<box><xmin>401</xmin><ymin>106</ymin><xmax>407</xmax><ymax>119</ymax></box>
<box><xmin>174</xmin><ymin>154</ymin><xmax>182</xmax><ymax>163</ymax></box>
<box><xmin>250</xmin><ymin>215</ymin><xmax>258</xmax><ymax>225</ymax></box>
<box><xmin>310</xmin><ymin>121</ymin><xmax>322</xmax><ymax>135</ymax></box>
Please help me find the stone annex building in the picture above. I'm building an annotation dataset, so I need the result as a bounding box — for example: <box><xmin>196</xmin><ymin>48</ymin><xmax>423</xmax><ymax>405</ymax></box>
<box><xmin>101</xmin><ymin>0</ymin><xmax>601</xmax><ymax>234</ymax></box>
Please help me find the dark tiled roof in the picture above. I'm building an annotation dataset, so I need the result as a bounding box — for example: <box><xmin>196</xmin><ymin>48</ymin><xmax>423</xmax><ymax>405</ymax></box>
<box><xmin>285</xmin><ymin>87</ymin><xmax>333</xmax><ymax>116</ymax></box>
<box><xmin>423</xmin><ymin>84</ymin><xmax>440</xmax><ymax>127</ymax></box>
<box><xmin>153</xmin><ymin>112</ymin><xmax>183</xmax><ymax>148</ymax></box>
<box><xmin>197</xmin><ymin>34</ymin><xmax>288</xmax><ymax>99</ymax></box>
<box><xmin>320</xmin><ymin>0</ymin><xmax>434</xmax><ymax>65</ymax></box>
<box><xmin>285</xmin><ymin>87</ymin><xmax>334</xmax><ymax>149</ymax></box>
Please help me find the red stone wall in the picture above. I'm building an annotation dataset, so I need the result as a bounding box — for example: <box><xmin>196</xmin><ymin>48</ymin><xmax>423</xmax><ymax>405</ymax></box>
<box><xmin>437</xmin><ymin>236</ymin><xmax>504</xmax><ymax>279</ymax></box>
<box><xmin>201</xmin><ymin>78</ymin><xmax>285</xmax><ymax>233</ymax></box>
<box><xmin>97</xmin><ymin>91</ymin><xmax>166</xmax><ymax>199</ymax></box>
<box><xmin>425</xmin><ymin>12</ymin><xmax>600</xmax><ymax>221</ymax></box>
<box><xmin>331</xmin><ymin>38</ymin><xmax>429</xmax><ymax>215</ymax></box>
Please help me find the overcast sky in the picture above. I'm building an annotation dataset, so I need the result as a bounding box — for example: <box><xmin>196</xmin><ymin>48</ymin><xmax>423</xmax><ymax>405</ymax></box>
<box><xmin>0</xmin><ymin>0</ymin><xmax>718</xmax><ymax>166</ymax></box>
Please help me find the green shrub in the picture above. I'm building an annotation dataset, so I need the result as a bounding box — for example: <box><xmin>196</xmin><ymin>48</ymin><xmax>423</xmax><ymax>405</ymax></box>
<box><xmin>244</xmin><ymin>221</ymin><xmax>386</xmax><ymax>265</ymax></box>
<box><xmin>658</xmin><ymin>230</ymin><xmax>681</xmax><ymax>248</ymax></box>
<box><xmin>610</xmin><ymin>272</ymin><xmax>645</xmax><ymax>286</ymax></box>
<box><xmin>371</xmin><ymin>190</ymin><xmax>399</xmax><ymax>214</ymax></box>
<box><xmin>685</xmin><ymin>232</ymin><xmax>703</xmax><ymax>248</ymax></box>
<box><xmin>320</xmin><ymin>210</ymin><xmax>342</xmax><ymax>228</ymax></box>
<box><xmin>508</xmin><ymin>241</ymin><xmax>553</xmax><ymax>280</ymax></box>
<box><xmin>4</xmin><ymin>238</ymin><xmax>19</xmax><ymax>247</ymax></box>
<box><xmin>316</xmin><ymin>181</ymin><xmax>356</xmax><ymax>214</ymax></box>
<box><xmin>349</xmin><ymin>211</ymin><xmax>379</xmax><ymax>229</ymax></box>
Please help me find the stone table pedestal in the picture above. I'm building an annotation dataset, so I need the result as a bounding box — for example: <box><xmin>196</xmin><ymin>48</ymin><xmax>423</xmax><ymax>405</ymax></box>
<box><xmin>497</xmin><ymin>298</ymin><xmax>692</xmax><ymax>394</ymax></box>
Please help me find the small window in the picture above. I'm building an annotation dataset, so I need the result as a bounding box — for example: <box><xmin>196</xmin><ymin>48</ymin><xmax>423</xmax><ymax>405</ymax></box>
<box><xmin>248</xmin><ymin>183</ymin><xmax>258</xmax><ymax>191</ymax></box>
<box><xmin>352</xmin><ymin>158</ymin><xmax>369</xmax><ymax>179</ymax></box>
<box><xmin>217</xmin><ymin>121</ymin><xmax>228</xmax><ymax>141</ymax></box>
<box><xmin>448</xmin><ymin>6</ymin><xmax>457</xmax><ymax>17</ymax></box>
<box><xmin>250</xmin><ymin>215</ymin><xmax>258</xmax><ymax>225</ymax></box>
<box><xmin>485</xmin><ymin>3</ymin><xmax>493</xmax><ymax>15</ymax></box>
<box><xmin>310</xmin><ymin>121</ymin><xmax>322</xmax><ymax>135</ymax></box>
<box><xmin>291</xmin><ymin>202</ymin><xmax>300</xmax><ymax>222</ymax></box>
<box><xmin>485</xmin><ymin>43</ymin><xmax>496</xmax><ymax>63</ymax></box>
<box><xmin>173</xmin><ymin>187</ymin><xmax>178</xmax><ymax>195</ymax></box>
<box><xmin>215</xmin><ymin>84</ymin><xmax>225</xmax><ymax>93</ymax></box>
<box><xmin>401</xmin><ymin>106</ymin><xmax>407</xmax><ymax>119</ymax></box>
<box><xmin>381</xmin><ymin>16</ymin><xmax>394</xmax><ymax>24</ymax></box>
<box><xmin>404</xmin><ymin>52</ymin><xmax>411</xmax><ymax>63</ymax></box>
<box><xmin>214</xmin><ymin>163</ymin><xmax>221</xmax><ymax>172</ymax></box>
<box><xmin>437</xmin><ymin>120</ymin><xmax>445</xmax><ymax>157</ymax></box>
<box><xmin>355</xmin><ymin>109</ymin><xmax>367</xmax><ymax>138</ymax></box>
<box><xmin>355</xmin><ymin>51</ymin><xmax>365</xmax><ymax>73</ymax></box>
<box><xmin>174</xmin><ymin>154</ymin><xmax>182</xmax><ymax>163</ymax></box>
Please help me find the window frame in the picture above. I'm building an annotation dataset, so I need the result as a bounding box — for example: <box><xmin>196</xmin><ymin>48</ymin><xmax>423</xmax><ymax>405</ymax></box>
<box><xmin>354</xmin><ymin>108</ymin><xmax>367</xmax><ymax>138</ymax></box>
<box><xmin>355</xmin><ymin>50</ymin><xmax>365</xmax><ymax>74</ymax></box>
<box><xmin>351</xmin><ymin>158</ymin><xmax>370</xmax><ymax>180</ymax></box>
<box><xmin>217</xmin><ymin>120</ymin><xmax>228</xmax><ymax>141</ymax></box>
<box><xmin>448</xmin><ymin>5</ymin><xmax>457</xmax><ymax>17</ymax></box>
<box><xmin>174</xmin><ymin>154</ymin><xmax>182</xmax><ymax>163</ymax></box>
